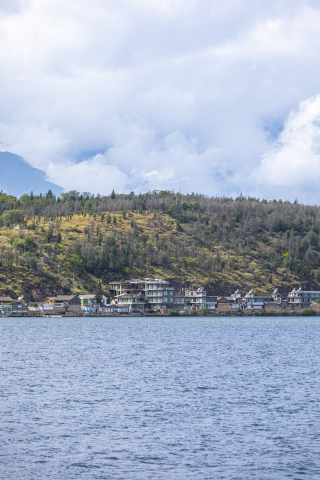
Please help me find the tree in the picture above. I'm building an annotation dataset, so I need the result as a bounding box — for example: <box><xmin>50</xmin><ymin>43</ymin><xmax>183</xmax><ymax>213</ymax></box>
<box><xmin>66</xmin><ymin>254</ymin><xmax>84</xmax><ymax>274</ymax></box>
<box><xmin>315</xmin><ymin>269</ymin><xmax>320</xmax><ymax>282</ymax></box>
<box><xmin>45</xmin><ymin>228</ymin><xmax>53</xmax><ymax>243</ymax></box>
<box><xmin>29</xmin><ymin>257</ymin><xmax>38</xmax><ymax>270</ymax></box>
<box><xmin>110</xmin><ymin>189</ymin><xmax>116</xmax><ymax>199</ymax></box>
<box><xmin>95</xmin><ymin>280</ymin><xmax>103</xmax><ymax>304</ymax></box>
<box><xmin>2</xmin><ymin>210</ymin><xmax>25</xmax><ymax>226</ymax></box>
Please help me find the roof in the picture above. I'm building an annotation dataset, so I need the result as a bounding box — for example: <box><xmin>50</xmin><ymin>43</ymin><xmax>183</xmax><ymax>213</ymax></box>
<box><xmin>79</xmin><ymin>294</ymin><xmax>107</xmax><ymax>299</ymax></box>
<box><xmin>0</xmin><ymin>296</ymin><xmax>13</xmax><ymax>302</ymax></box>
<box><xmin>46</xmin><ymin>295</ymin><xmax>80</xmax><ymax>302</ymax></box>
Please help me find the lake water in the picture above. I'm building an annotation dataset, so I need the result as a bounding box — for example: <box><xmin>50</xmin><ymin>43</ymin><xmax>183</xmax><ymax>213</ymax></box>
<box><xmin>1</xmin><ymin>316</ymin><xmax>320</xmax><ymax>479</ymax></box>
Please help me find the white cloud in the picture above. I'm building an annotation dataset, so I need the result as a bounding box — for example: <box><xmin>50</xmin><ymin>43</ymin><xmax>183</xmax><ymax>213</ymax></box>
<box><xmin>47</xmin><ymin>154</ymin><xmax>128</xmax><ymax>195</ymax></box>
<box><xmin>253</xmin><ymin>95</ymin><xmax>320</xmax><ymax>202</ymax></box>
<box><xmin>0</xmin><ymin>0</ymin><xmax>320</xmax><ymax>200</ymax></box>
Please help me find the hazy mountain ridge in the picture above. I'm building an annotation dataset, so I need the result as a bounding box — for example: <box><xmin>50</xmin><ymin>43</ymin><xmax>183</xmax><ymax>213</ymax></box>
<box><xmin>0</xmin><ymin>151</ymin><xmax>62</xmax><ymax>197</ymax></box>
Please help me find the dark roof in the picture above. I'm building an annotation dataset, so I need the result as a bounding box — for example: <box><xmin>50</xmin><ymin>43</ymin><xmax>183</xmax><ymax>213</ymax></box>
<box><xmin>44</xmin><ymin>295</ymin><xmax>80</xmax><ymax>302</ymax></box>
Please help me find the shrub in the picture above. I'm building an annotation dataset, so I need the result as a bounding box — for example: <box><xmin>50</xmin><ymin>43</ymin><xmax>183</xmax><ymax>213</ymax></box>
<box><xmin>301</xmin><ymin>308</ymin><xmax>316</xmax><ymax>316</ymax></box>
<box><xmin>27</xmin><ymin>223</ymin><xmax>37</xmax><ymax>231</ymax></box>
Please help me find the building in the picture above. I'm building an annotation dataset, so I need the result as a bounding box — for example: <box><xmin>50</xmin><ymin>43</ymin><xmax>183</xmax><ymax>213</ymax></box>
<box><xmin>217</xmin><ymin>297</ymin><xmax>231</xmax><ymax>313</ymax></box>
<box><xmin>98</xmin><ymin>305</ymin><xmax>129</xmax><ymax>314</ymax></box>
<box><xmin>0</xmin><ymin>296</ymin><xmax>29</xmax><ymax>316</ymax></box>
<box><xmin>310</xmin><ymin>302</ymin><xmax>320</xmax><ymax>313</ymax></box>
<box><xmin>145</xmin><ymin>279</ymin><xmax>175</xmax><ymax>311</ymax></box>
<box><xmin>42</xmin><ymin>303</ymin><xmax>66</xmax><ymax>315</ymax></box>
<box><xmin>205</xmin><ymin>296</ymin><xmax>218</xmax><ymax>310</ymax></box>
<box><xmin>0</xmin><ymin>303</ymin><xmax>29</xmax><ymax>316</ymax></box>
<box><xmin>185</xmin><ymin>288</ymin><xmax>207</xmax><ymax>309</ymax></box>
<box><xmin>245</xmin><ymin>296</ymin><xmax>267</xmax><ymax>311</ymax></box>
<box><xmin>79</xmin><ymin>294</ymin><xmax>108</xmax><ymax>309</ymax></box>
<box><xmin>264</xmin><ymin>302</ymin><xmax>283</xmax><ymax>313</ymax></box>
<box><xmin>43</xmin><ymin>295</ymin><xmax>81</xmax><ymax>313</ymax></box>
<box><xmin>0</xmin><ymin>304</ymin><xmax>13</xmax><ymax>316</ymax></box>
<box><xmin>109</xmin><ymin>279</ymin><xmax>145</xmax><ymax>296</ymax></box>
<box><xmin>173</xmin><ymin>293</ymin><xmax>185</xmax><ymax>310</ymax></box>
<box><xmin>0</xmin><ymin>296</ymin><xmax>14</xmax><ymax>303</ymax></box>
<box><xmin>112</xmin><ymin>292</ymin><xmax>146</xmax><ymax>313</ymax></box>
<box><xmin>288</xmin><ymin>288</ymin><xmax>320</xmax><ymax>310</ymax></box>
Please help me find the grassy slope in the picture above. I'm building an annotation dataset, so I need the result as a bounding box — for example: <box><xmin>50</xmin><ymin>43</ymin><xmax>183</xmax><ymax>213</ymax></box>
<box><xmin>0</xmin><ymin>210</ymin><xmax>317</xmax><ymax>300</ymax></box>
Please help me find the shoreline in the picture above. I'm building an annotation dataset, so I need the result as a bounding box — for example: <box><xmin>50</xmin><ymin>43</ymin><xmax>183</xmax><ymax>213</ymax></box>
<box><xmin>1</xmin><ymin>312</ymin><xmax>320</xmax><ymax>318</ymax></box>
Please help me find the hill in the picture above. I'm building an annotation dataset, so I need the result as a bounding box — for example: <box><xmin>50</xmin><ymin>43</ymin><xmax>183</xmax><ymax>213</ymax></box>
<box><xmin>1</xmin><ymin>190</ymin><xmax>320</xmax><ymax>300</ymax></box>
<box><xmin>0</xmin><ymin>151</ymin><xmax>62</xmax><ymax>197</ymax></box>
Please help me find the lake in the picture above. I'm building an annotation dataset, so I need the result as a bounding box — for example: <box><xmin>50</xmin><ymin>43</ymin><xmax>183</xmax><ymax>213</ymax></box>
<box><xmin>1</xmin><ymin>316</ymin><xmax>320</xmax><ymax>479</ymax></box>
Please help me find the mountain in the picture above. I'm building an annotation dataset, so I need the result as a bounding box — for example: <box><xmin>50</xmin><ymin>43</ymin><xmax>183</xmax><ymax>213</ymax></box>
<box><xmin>1</xmin><ymin>190</ymin><xmax>320</xmax><ymax>300</ymax></box>
<box><xmin>0</xmin><ymin>151</ymin><xmax>63</xmax><ymax>197</ymax></box>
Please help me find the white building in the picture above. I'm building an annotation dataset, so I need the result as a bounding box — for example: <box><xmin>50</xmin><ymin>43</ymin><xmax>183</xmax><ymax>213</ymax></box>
<box><xmin>288</xmin><ymin>287</ymin><xmax>320</xmax><ymax>309</ymax></box>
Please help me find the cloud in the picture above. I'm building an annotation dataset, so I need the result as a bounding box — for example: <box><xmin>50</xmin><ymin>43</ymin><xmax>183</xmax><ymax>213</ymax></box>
<box><xmin>47</xmin><ymin>154</ymin><xmax>128</xmax><ymax>195</ymax></box>
<box><xmin>0</xmin><ymin>0</ymin><xmax>320</xmax><ymax>200</ymax></box>
<box><xmin>253</xmin><ymin>95</ymin><xmax>320</xmax><ymax>202</ymax></box>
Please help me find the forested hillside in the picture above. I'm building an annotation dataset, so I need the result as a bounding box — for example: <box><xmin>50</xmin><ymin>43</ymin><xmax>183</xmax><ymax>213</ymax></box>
<box><xmin>1</xmin><ymin>189</ymin><xmax>320</xmax><ymax>300</ymax></box>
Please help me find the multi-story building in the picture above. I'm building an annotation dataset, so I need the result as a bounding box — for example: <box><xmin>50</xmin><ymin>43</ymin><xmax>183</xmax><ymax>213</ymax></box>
<box><xmin>245</xmin><ymin>296</ymin><xmax>273</xmax><ymax>311</ymax></box>
<box><xmin>173</xmin><ymin>293</ymin><xmax>185</xmax><ymax>310</ymax></box>
<box><xmin>288</xmin><ymin>288</ymin><xmax>320</xmax><ymax>310</ymax></box>
<box><xmin>183</xmin><ymin>288</ymin><xmax>217</xmax><ymax>311</ymax></box>
<box><xmin>205</xmin><ymin>296</ymin><xmax>218</xmax><ymax>310</ymax></box>
<box><xmin>112</xmin><ymin>292</ymin><xmax>146</xmax><ymax>313</ymax></box>
<box><xmin>185</xmin><ymin>288</ymin><xmax>207</xmax><ymax>309</ymax></box>
<box><xmin>109</xmin><ymin>279</ymin><xmax>145</xmax><ymax>296</ymax></box>
<box><xmin>108</xmin><ymin>278</ymin><xmax>219</xmax><ymax>313</ymax></box>
<box><xmin>241</xmin><ymin>289</ymin><xmax>286</xmax><ymax>312</ymax></box>
<box><xmin>145</xmin><ymin>279</ymin><xmax>175</xmax><ymax>311</ymax></box>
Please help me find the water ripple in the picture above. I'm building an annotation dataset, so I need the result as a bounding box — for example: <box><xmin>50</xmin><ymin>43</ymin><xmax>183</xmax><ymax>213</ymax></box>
<box><xmin>1</xmin><ymin>316</ymin><xmax>320</xmax><ymax>479</ymax></box>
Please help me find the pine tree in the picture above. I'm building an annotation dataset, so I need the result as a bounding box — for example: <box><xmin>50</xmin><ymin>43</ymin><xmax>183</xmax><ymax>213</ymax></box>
<box><xmin>95</xmin><ymin>280</ymin><xmax>103</xmax><ymax>304</ymax></box>
<box><xmin>110</xmin><ymin>189</ymin><xmax>116</xmax><ymax>199</ymax></box>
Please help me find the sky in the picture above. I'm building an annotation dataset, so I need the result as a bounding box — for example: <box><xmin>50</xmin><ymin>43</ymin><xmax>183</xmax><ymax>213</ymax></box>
<box><xmin>1</xmin><ymin>0</ymin><xmax>320</xmax><ymax>202</ymax></box>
